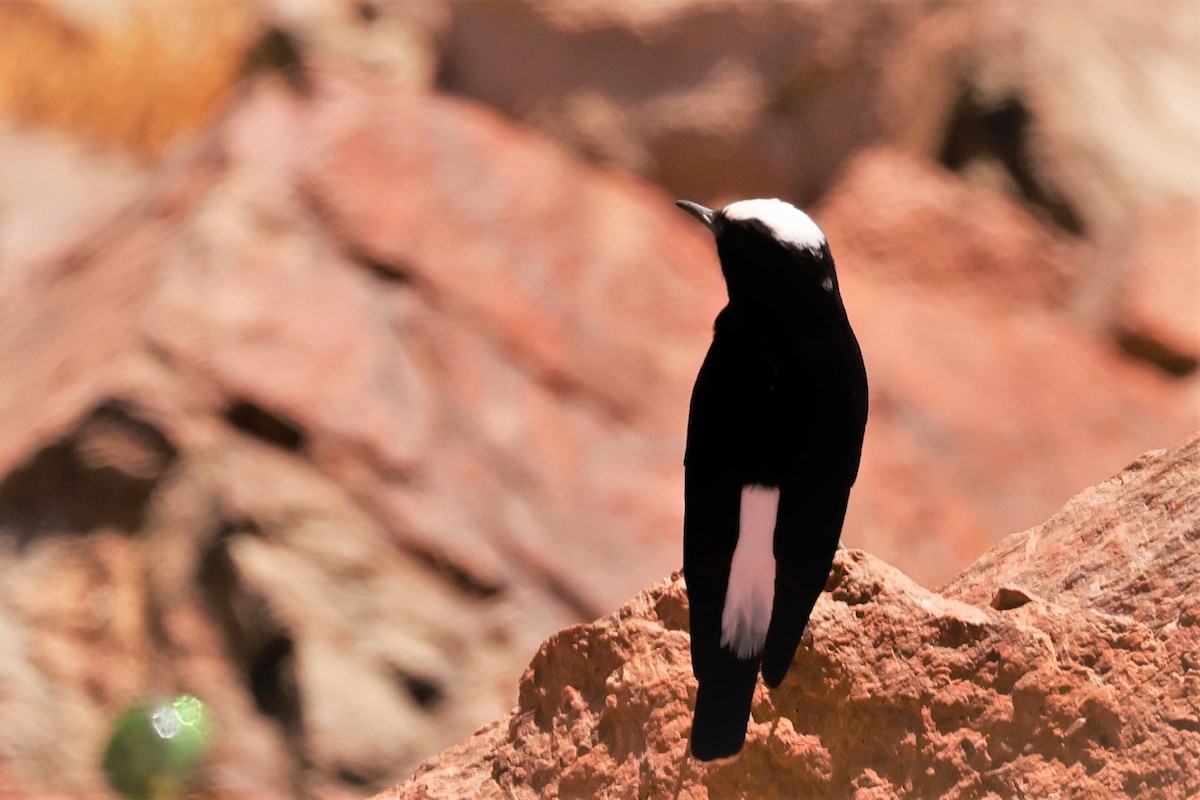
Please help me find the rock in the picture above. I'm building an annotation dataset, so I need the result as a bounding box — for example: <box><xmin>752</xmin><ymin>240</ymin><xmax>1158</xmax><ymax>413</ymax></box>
<box><xmin>1112</xmin><ymin>201</ymin><xmax>1200</xmax><ymax>377</ymax></box>
<box><xmin>817</xmin><ymin>148</ymin><xmax>1083</xmax><ymax>308</ymax></box>
<box><xmin>433</xmin><ymin>0</ymin><xmax>1200</xmax><ymax>341</ymax></box>
<box><xmin>385</xmin><ymin>433</ymin><xmax>1200</xmax><ymax>800</ymax></box>
<box><xmin>915</xmin><ymin>0</ymin><xmax>1200</xmax><ymax>347</ymax></box>
<box><xmin>0</xmin><ymin>69</ymin><xmax>717</xmax><ymax>798</ymax></box>
<box><xmin>434</xmin><ymin>0</ymin><xmax>940</xmax><ymax>205</ymax></box>
<box><xmin>10</xmin><ymin>0</ymin><xmax>1197</xmax><ymax>344</ymax></box>
<box><xmin>943</xmin><ymin>437</ymin><xmax>1200</xmax><ymax>628</ymax></box>
<box><xmin>256</xmin><ymin>0</ymin><xmax>448</xmax><ymax>87</ymax></box>
<box><xmin>0</xmin><ymin>128</ymin><xmax>150</xmax><ymax>295</ymax></box>
<box><xmin>820</xmin><ymin>148</ymin><xmax>1194</xmax><ymax>584</ymax></box>
<box><xmin>0</xmin><ymin>0</ymin><xmax>259</xmax><ymax>155</ymax></box>
<box><xmin>433</xmin><ymin>1</ymin><xmax>1200</xmax><ymax>211</ymax></box>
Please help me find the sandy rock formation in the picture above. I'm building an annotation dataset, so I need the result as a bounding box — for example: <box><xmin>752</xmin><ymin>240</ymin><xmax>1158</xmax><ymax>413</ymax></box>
<box><xmin>385</xmin><ymin>432</ymin><xmax>1200</xmax><ymax>800</ymax></box>
<box><xmin>9</xmin><ymin>1</ymin><xmax>1196</xmax><ymax>366</ymax></box>
<box><xmin>0</xmin><ymin>129</ymin><xmax>150</xmax><ymax>296</ymax></box>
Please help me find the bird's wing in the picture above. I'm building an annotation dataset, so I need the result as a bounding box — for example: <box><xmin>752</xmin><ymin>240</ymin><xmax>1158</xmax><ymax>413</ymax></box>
<box><xmin>759</xmin><ymin>334</ymin><xmax>867</xmax><ymax>687</ymax></box>
<box><xmin>760</xmin><ymin>480</ymin><xmax>850</xmax><ymax>688</ymax></box>
<box><xmin>683</xmin><ymin>332</ymin><xmax>780</xmax><ymax>760</ymax></box>
<box><xmin>683</xmin><ymin>331</ymin><xmax>768</xmax><ymax>675</ymax></box>
<box><xmin>683</xmin><ymin>464</ymin><xmax>762</xmax><ymax>760</ymax></box>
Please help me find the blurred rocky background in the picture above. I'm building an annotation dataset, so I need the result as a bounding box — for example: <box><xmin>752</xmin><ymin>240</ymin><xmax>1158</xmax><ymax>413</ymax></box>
<box><xmin>0</xmin><ymin>0</ymin><xmax>1195</xmax><ymax>798</ymax></box>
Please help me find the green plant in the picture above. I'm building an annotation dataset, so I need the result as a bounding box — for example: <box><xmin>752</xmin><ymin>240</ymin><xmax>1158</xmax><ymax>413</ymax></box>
<box><xmin>102</xmin><ymin>695</ymin><xmax>214</xmax><ymax>800</ymax></box>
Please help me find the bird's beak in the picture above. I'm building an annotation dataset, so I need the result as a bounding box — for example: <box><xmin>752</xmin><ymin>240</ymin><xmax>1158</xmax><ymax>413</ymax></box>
<box><xmin>675</xmin><ymin>200</ymin><xmax>716</xmax><ymax>230</ymax></box>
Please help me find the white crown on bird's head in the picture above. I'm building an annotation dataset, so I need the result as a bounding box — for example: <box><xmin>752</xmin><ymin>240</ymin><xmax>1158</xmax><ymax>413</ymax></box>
<box><xmin>676</xmin><ymin>197</ymin><xmax>836</xmax><ymax>296</ymax></box>
<box><xmin>719</xmin><ymin>198</ymin><xmax>827</xmax><ymax>254</ymax></box>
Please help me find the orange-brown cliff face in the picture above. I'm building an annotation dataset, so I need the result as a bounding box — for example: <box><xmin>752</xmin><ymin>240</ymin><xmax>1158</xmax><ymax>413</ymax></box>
<box><xmin>383</xmin><ymin>433</ymin><xmax>1200</xmax><ymax>800</ymax></box>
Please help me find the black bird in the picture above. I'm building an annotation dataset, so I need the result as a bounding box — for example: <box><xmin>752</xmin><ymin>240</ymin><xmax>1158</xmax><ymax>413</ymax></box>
<box><xmin>675</xmin><ymin>198</ymin><xmax>868</xmax><ymax>760</ymax></box>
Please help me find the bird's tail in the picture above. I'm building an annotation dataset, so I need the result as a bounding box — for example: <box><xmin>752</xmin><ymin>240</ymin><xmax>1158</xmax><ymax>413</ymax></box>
<box><xmin>690</xmin><ymin>657</ymin><xmax>759</xmax><ymax>761</ymax></box>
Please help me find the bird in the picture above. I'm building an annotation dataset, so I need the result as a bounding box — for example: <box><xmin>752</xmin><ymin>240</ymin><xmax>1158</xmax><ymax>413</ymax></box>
<box><xmin>674</xmin><ymin>197</ymin><xmax>868</xmax><ymax>761</ymax></box>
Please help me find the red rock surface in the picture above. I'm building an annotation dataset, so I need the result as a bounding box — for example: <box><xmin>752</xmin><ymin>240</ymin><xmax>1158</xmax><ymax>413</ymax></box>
<box><xmin>384</xmin><ymin>433</ymin><xmax>1200</xmax><ymax>800</ymax></box>
<box><xmin>434</xmin><ymin>0</ymin><xmax>939</xmax><ymax>204</ymax></box>
<box><xmin>1</xmin><ymin>1</ymin><xmax>1197</xmax><ymax>791</ymax></box>
<box><xmin>0</xmin><ymin>71</ymin><xmax>716</xmax><ymax>797</ymax></box>
<box><xmin>819</xmin><ymin>149</ymin><xmax>1195</xmax><ymax>578</ymax></box>
<box><xmin>432</xmin><ymin>0</ymin><xmax>1200</xmax><ymax>360</ymax></box>
<box><xmin>1113</xmin><ymin>201</ymin><xmax>1200</xmax><ymax>375</ymax></box>
<box><xmin>432</xmin><ymin>0</ymin><xmax>1200</xmax><ymax>217</ymax></box>
<box><xmin>0</xmin><ymin>60</ymin><xmax>1195</xmax><ymax>797</ymax></box>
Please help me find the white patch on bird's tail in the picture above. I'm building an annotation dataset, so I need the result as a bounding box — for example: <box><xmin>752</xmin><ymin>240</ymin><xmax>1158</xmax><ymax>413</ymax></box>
<box><xmin>720</xmin><ymin>484</ymin><xmax>780</xmax><ymax>659</ymax></box>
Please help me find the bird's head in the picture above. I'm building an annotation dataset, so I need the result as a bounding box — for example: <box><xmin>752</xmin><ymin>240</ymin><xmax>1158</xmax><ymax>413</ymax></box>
<box><xmin>676</xmin><ymin>198</ymin><xmax>839</xmax><ymax>311</ymax></box>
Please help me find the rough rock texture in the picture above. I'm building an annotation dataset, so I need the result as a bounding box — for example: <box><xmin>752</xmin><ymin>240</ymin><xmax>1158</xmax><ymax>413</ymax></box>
<box><xmin>386</xmin><ymin>433</ymin><xmax>1200</xmax><ymax>800</ymax></box>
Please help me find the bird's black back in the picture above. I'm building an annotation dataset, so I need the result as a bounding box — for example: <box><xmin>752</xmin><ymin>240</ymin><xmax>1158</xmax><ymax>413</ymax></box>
<box><xmin>682</xmin><ymin>212</ymin><xmax>867</xmax><ymax>761</ymax></box>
